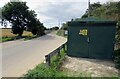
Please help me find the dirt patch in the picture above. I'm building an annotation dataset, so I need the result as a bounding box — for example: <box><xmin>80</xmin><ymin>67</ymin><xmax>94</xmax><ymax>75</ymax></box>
<box><xmin>61</xmin><ymin>56</ymin><xmax>120</xmax><ymax>77</ymax></box>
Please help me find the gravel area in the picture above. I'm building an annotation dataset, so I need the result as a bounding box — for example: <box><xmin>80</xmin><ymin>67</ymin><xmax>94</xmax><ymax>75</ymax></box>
<box><xmin>61</xmin><ymin>56</ymin><xmax>120</xmax><ymax>77</ymax></box>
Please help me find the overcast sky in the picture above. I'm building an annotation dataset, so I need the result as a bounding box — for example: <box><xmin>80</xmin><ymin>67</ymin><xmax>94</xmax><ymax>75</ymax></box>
<box><xmin>0</xmin><ymin>0</ymin><xmax>119</xmax><ymax>28</ymax></box>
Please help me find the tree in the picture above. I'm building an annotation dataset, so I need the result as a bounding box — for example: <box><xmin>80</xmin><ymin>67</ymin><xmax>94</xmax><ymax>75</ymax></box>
<box><xmin>2</xmin><ymin>2</ymin><xmax>29</xmax><ymax>36</ymax></box>
<box><xmin>81</xmin><ymin>1</ymin><xmax>120</xmax><ymax>45</ymax></box>
<box><xmin>116</xmin><ymin>1</ymin><xmax>120</xmax><ymax>43</ymax></box>
<box><xmin>30</xmin><ymin>19</ymin><xmax>45</xmax><ymax>36</ymax></box>
<box><xmin>0</xmin><ymin>8</ymin><xmax>3</xmax><ymax>26</ymax></box>
<box><xmin>116</xmin><ymin>1</ymin><xmax>120</xmax><ymax>29</ymax></box>
<box><xmin>0</xmin><ymin>8</ymin><xmax>1</xmax><ymax>19</ymax></box>
<box><xmin>61</xmin><ymin>23</ymin><xmax>68</xmax><ymax>30</ymax></box>
<box><xmin>51</xmin><ymin>26</ymin><xmax>59</xmax><ymax>30</ymax></box>
<box><xmin>2</xmin><ymin>2</ymin><xmax>45</xmax><ymax>37</ymax></box>
<box><xmin>81</xmin><ymin>2</ymin><xmax>102</xmax><ymax>18</ymax></box>
<box><xmin>90</xmin><ymin>2</ymin><xmax>102</xmax><ymax>11</ymax></box>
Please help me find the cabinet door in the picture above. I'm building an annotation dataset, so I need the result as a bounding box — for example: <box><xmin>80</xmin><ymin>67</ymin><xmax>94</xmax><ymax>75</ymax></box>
<box><xmin>89</xmin><ymin>26</ymin><xmax>115</xmax><ymax>59</ymax></box>
<box><xmin>68</xmin><ymin>26</ymin><xmax>89</xmax><ymax>57</ymax></box>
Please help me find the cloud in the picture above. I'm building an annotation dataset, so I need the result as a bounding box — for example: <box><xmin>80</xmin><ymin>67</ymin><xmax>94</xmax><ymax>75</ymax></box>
<box><xmin>32</xmin><ymin>0</ymin><xmax>119</xmax><ymax>27</ymax></box>
<box><xmin>0</xmin><ymin>0</ymin><xmax>120</xmax><ymax>28</ymax></box>
<box><xmin>34</xmin><ymin>2</ymin><xmax>87</xmax><ymax>27</ymax></box>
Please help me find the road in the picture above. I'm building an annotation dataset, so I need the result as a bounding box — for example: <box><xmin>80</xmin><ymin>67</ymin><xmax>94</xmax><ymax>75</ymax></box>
<box><xmin>2</xmin><ymin>33</ymin><xmax>67</xmax><ymax>77</ymax></box>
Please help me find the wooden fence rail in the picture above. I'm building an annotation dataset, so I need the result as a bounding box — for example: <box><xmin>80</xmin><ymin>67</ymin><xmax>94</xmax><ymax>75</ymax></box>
<box><xmin>45</xmin><ymin>42</ymin><xmax>67</xmax><ymax>66</ymax></box>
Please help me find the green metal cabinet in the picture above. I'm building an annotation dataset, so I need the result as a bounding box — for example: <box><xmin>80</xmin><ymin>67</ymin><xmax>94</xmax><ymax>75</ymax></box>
<box><xmin>67</xmin><ymin>17</ymin><xmax>116</xmax><ymax>59</ymax></box>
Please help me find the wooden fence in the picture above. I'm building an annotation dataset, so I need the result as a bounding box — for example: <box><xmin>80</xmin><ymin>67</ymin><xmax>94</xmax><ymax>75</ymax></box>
<box><xmin>45</xmin><ymin>42</ymin><xmax>67</xmax><ymax>66</ymax></box>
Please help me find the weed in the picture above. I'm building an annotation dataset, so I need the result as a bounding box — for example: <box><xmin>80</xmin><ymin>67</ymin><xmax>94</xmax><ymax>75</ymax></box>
<box><xmin>114</xmin><ymin>49</ymin><xmax>120</xmax><ymax>69</ymax></box>
<box><xmin>23</xmin><ymin>48</ymin><xmax>67</xmax><ymax>78</ymax></box>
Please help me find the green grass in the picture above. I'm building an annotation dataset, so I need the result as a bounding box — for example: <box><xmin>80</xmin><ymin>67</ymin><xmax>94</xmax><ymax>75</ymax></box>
<box><xmin>0</xmin><ymin>35</ymin><xmax>38</xmax><ymax>42</ymax></box>
<box><xmin>23</xmin><ymin>48</ymin><xmax>67</xmax><ymax>78</ymax></box>
<box><xmin>50</xmin><ymin>49</ymin><xmax>66</xmax><ymax>69</ymax></box>
<box><xmin>22</xmin><ymin>47</ymin><xmax>93</xmax><ymax>78</ymax></box>
<box><xmin>23</xmin><ymin>48</ymin><xmax>92</xmax><ymax>78</ymax></box>
<box><xmin>23</xmin><ymin>63</ymin><xmax>67</xmax><ymax>78</ymax></box>
<box><xmin>1</xmin><ymin>28</ymin><xmax>39</xmax><ymax>42</ymax></box>
<box><xmin>23</xmin><ymin>35</ymin><xmax>38</xmax><ymax>41</ymax></box>
<box><xmin>56</xmin><ymin>29</ymin><xmax>67</xmax><ymax>38</ymax></box>
<box><xmin>22</xmin><ymin>47</ymin><xmax>120</xmax><ymax>78</ymax></box>
<box><xmin>0</xmin><ymin>36</ymin><xmax>17</xmax><ymax>42</ymax></box>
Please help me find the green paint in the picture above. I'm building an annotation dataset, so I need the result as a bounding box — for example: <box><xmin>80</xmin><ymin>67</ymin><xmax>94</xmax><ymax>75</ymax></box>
<box><xmin>67</xmin><ymin>17</ymin><xmax>116</xmax><ymax>59</ymax></box>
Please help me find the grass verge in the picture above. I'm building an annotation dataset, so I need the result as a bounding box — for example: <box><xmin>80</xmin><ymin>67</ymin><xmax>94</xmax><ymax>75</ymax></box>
<box><xmin>23</xmin><ymin>35</ymin><xmax>38</xmax><ymax>41</ymax></box>
<box><xmin>22</xmin><ymin>47</ymin><xmax>120</xmax><ymax>78</ymax></box>
<box><xmin>23</xmin><ymin>49</ymin><xmax>67</xmax><ymax>78</ymax></box>
<box><xmin>0</xmin><ymin>36</ymin><xmax>20</xmax><ymax>42</ymax></box>
<box><xmin>0</xmin><ymin>35</ymin><xmax>39</xmax><ymax>42</ymax></box>
<box><xmin>22</xmin><ymin>47</ymin><xmax>102</xmax><ymax>78</ymax></box>
<box><xmin>56</xmin><ymin>30</ymin><xmax>67</xmax><ymax>38</ymax></box>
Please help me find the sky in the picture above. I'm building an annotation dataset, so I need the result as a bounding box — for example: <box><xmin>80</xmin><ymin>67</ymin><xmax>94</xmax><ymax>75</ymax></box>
<box><xmin>0</xmin><ymin>0</ymin><xmax>119</xmax><ymax>28</ymax></box>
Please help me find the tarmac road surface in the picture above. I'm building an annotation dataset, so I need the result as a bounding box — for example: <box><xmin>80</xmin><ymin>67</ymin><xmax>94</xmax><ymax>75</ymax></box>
<box><xmin>2</xmin><ymin>33</ymin><xmax>67</xmax><ymax>77</ymax></box>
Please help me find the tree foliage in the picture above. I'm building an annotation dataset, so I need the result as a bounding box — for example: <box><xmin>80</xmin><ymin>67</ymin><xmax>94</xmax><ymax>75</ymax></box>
<box><xmin>50</xmin><ymin>26</ymin><xmax>59</xmax><ymax>30</ymax></box>
<box><xmin>82</xmin><ymin>1</ymin><xmax>119</xmax><ymax>21</ymax></box>
<box><xmin>2</xmin><ymin>2</ymin><xmax>45</xmax><ymax>36</ymax></box>
<box><xmin>0</xmin><ymin>8</ymin><xmax>2</xmax><ymax>19</ymax></box>
<box><xmin>61</xmin><ymin>23</ymin><xmax>68</xmax><ymax>30</ymax></box>
<box><xmin>81</xmin><ymin>1</ymin><xmax>120</xmax><ymax>43</ymax></box>
<box><xmin>60</xmin><ymin>1</ymin><xmax>120</xmax><ymax>43</ymax></box>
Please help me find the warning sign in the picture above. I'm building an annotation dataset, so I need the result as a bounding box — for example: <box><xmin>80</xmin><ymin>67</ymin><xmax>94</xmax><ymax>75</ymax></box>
<box><xmin>79</xmin><ymin>29</ymin><xmax>88</xmax><ymax>35</ymax></box>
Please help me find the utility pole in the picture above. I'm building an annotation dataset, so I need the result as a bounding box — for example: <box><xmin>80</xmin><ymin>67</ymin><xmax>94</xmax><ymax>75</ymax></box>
<box><xmin>88</xmin><ymin>0</ymin><xmax>90</xmax><ymax>17</ymax></box>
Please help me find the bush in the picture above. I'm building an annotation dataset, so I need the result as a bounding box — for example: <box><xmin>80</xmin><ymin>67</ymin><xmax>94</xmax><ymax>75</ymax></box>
<box><xmin>114</xmin><ymin>49</ymin><xmax>120</xmax><ymax>69</ymax></box>
<box><xmin>56</xmin><ymin>30</ymin><xmax>65</xmax><ymax>37</ymax></box>
<box><xmin>23</xmin><ymin>63</ymin><xmax>67</xmax><ymax>78</ymax></box>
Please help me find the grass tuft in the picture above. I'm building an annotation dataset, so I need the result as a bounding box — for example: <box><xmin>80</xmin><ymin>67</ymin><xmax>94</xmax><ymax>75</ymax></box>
<box><xmin>23</xmin><ymin>48</ymin><xmax>67</xmax><ymax>78</ymax></box>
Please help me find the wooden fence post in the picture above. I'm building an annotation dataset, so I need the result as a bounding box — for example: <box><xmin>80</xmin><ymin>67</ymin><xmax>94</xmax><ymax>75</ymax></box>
<box><xmin>57</xmin><ymin>48</ymin><xmax>61</xmax><ymax>57</ymax></box>
<box><xmin>44</xmin><ymin>42</ymin><xmax>67</xmax><ymax>66</ymax></box>
<box><xmin>63</xmin><ymin>44</ymin><xmax>65</xmax><ymax>52</ymax></box>
<box><xmin>45</xmin><ymin>55</ymin><xmax>51</xmax><ymax>66</ymax></box>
